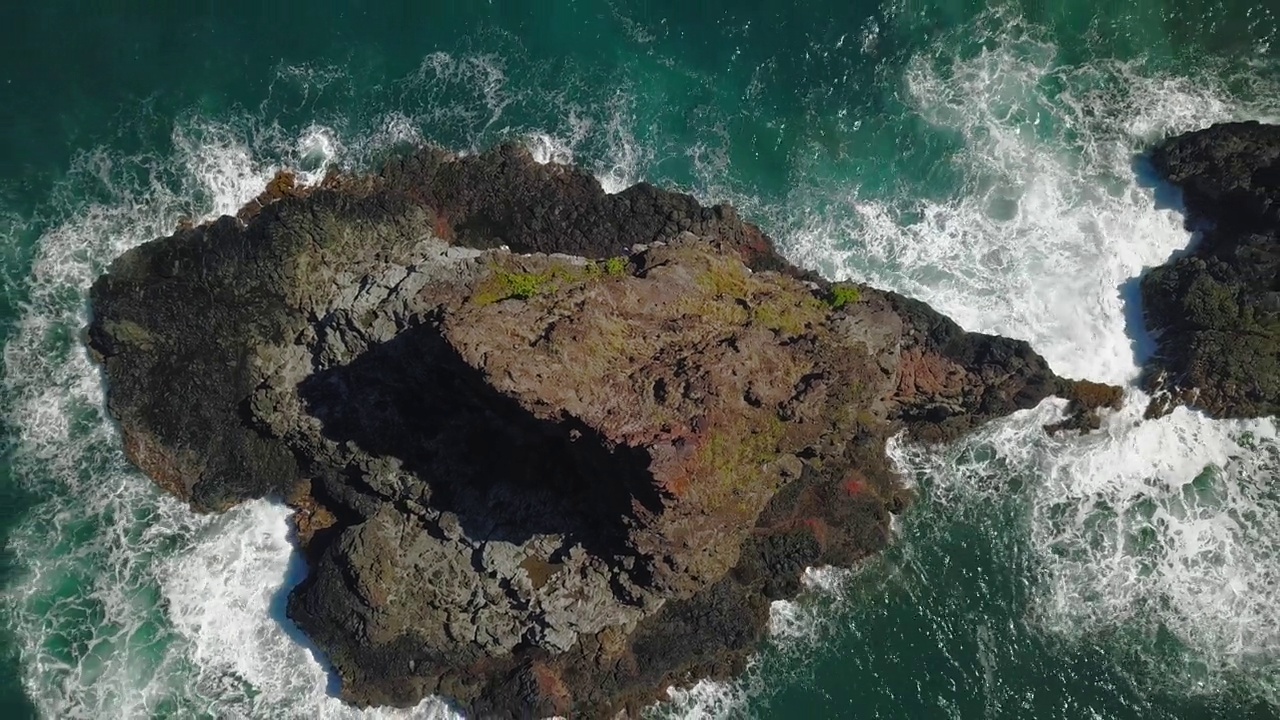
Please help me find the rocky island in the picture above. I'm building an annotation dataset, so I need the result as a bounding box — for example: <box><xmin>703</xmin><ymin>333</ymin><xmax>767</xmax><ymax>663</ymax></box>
<box><xmin>87</xmin><ymin>143</ymin><xmax>1117</xmax><ymax>717</ymax></box>
<box><xmin>1142</xmin><ymin>121</ymin><xmax>1280</xmax><ymax>419</ymax></box>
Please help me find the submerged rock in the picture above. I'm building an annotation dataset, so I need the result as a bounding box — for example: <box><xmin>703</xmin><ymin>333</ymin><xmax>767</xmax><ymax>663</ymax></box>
<box><xmin>1142</xmin><ymin>121</ymin><xmax>1280</xmax><ymax>419</ymax></box>
<box><xmin>86</xmin><ymin>143</ymin><xmax>1112</xmax><ymax>717</ymax></box>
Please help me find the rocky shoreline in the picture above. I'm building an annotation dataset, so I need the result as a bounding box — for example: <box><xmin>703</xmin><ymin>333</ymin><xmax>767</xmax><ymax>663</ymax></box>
<box><xmin>87</xmin><ymin>143</ymin><xmax>1118</xmax><ymax>717</ymax></box>
<box><xmin>1141</xmin><ymin>121</ymin><xmax>1280</xmax><ymax>420</ymax></box>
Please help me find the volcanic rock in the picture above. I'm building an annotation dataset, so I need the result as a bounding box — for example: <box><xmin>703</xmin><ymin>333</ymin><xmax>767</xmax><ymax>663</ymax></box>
<box><xmin>86</xmin><ymin>143</ymin><xmax>1113</xmax><ymax>717</ymax></box>
<box><xmin>1142</xmin><ymin>121</ymin><xmax>1280</xmax><ymax>419</ymax></box>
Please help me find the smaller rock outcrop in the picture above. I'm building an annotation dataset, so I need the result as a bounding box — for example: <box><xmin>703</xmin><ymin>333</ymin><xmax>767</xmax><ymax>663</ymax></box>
<box><xmin>1141</xmin><ymin>121</ymin><xmax>1280</xmax><ymax>419</ymax></box>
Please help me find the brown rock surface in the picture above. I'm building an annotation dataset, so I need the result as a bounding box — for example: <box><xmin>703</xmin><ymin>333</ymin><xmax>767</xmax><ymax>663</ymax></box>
<box><xmin>85</xmin><ymin>143</ymin><xmax>1115</xmax><ymax>717</ymax></box>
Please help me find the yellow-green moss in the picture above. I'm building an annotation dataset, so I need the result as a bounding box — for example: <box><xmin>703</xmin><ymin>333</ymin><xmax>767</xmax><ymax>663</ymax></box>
<box><xmin>473</xmin><ymin>257</ymin><xmax>631</xmax><ymax>306</ymax></box>
<box><xmin>696</xmin><ymin>261</ymin><xmax>751</xmax><ymax>299</ymax></box>
<box><xmin>683</xmin><ymin>258</ymin><xmax>830</xmax><ymax>336</ymax></box>
<box><xmin>855</xmin><ymin>408</ymin><xmax>881</xmax><ymax>430</ymax></box>
<box><xmin>827</xmin><ymin>283</ymin><xmax>862</xmax><ymax>309</ymax></box>
<box><xmin>691</xmin><ymin>413</ymin><xmax>786</xmax><ymax>514</ymax></box>
<box><xmin>604</xmin><ymin>256</ymin><xmax>628</xmax><ymax>277</ymax></box>
<box><xmin>471</xmin><ymin>269</ymin><xmax>555</xmax><ymax>305</ymax></box>
<box><xmin>751</xmin><ymin>292</ymin><xmax>827</xmax><ymax>336</ymax></box>
<box><xmin>579</xmin><ymin>314</ymin><xmax>634</xmax><ymax>365</ymax></box>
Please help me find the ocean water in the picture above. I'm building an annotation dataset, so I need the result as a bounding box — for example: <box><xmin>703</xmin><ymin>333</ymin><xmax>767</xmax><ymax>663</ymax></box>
<box><xmin>1</xmin><ymin>2</ymin><xmax>1279</xmax><ymax>718</ymax></box>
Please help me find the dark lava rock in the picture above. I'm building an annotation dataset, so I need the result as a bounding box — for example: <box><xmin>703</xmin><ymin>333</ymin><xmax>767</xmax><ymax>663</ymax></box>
<box><xmin>1142</xmin><ymin>121</ymin><xmax>1280</xmax><ymax>418</ymax></box>
<box><xmin>86</xmin><ymin>143</ymin><xmax>1115</xmax><ymax>717</ymax></box>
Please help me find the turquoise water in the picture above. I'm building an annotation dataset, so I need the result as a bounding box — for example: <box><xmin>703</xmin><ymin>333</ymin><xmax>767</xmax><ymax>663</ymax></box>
<box><xmin>2</xmin><ymin>2</ymin><xmax>1280</xmax><ymax>718</ymax></box>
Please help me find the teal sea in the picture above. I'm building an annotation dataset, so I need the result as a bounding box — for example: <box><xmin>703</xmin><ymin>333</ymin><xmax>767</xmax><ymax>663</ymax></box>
<box><xmin>2</xmin><ymin>2</ymin><xmax>1280</xmax><ymax>718</ymax></box>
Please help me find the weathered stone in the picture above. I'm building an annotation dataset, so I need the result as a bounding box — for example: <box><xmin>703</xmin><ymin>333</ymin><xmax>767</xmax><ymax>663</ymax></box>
<box><xmin>1141</xmin><ymin>121</ymin><xmax>1280</xmax><ymax>419</ymax></box>
<box><xmin>86</xmin><ymin>143</ymin><xmax>1115</xmax><ymax>717</ymax></box>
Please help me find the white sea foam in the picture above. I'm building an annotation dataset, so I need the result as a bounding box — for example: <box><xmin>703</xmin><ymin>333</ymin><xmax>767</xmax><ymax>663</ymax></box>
<box><xmin>526</xmin><ymin>131</ymin><xmax>579</xmax><ymax>166</ymax></box>
<box><xmin>656</xmin><ymin>680</ymin><xmax>752</xmax><ymax>720</ymax></box>
<box><xmin>0</xmin><ymin>117</ymin><xmax>463</xmax><ymax>718</ymax></box>
<box><xmin>0</xmin><ymin>91</ymin><xmax>659</xmax><ymax>716</ymax></box>
<box><xmin>295</xmin><ymin>125</ymin><xmax>344</xmax><ymax>185</ymax></box>
<box><xmin>411</xmin><ymin>52</ymin><xmax>512</xmax><ymax>145</ymax></box>
<box><xmin>591</xmin><ymin>92</ymin><xmax>647</xmax><ymax>194</ymax></box>
<box><xmin>767</xmin><ymin>567</ymin><xmax>857</xmax><ymax>654</ymax></box>
<box><xmin>777</xmin><ymin>7</ymin><xmax>1280</xmax><ymax>701</ymax></box>
<box><xmin>6</xmin><ymin>14</ymin><xmax>1280</xmax><ymax>716</ymax></box>
<box><xmin>887</xmin><ymin>400</ymin><xmax>1280</xmax><ymax>699</ymax></box>
<box><xmin>373</xmin><ymin>112</ymin><xmax>428</xmax><ymax>150</ymax></box>
<box><xmin>524</xmin><ymin>98</ymin><xmax>646</xmax><ymax>194</ymax></box>
<box><xmin>2</xmin><ymin>122</ymin><xmax>282</xmax><ymax>717</ymax></box>
<box><xmin>790</xmin><ymin>66</ymin><xmax>1256</xmax><ymax>383</ymax></box>
<box><xmin>161</xmin><ymin>500</ymin><xmax>459</xmax><ymax>719</ymax></box>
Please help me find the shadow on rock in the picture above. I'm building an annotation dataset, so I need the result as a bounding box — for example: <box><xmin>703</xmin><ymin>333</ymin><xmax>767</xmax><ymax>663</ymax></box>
<box><xmin>270</xmin><ymin>522</ymin><xmax>343</xmax><ymax>698</ymax></box>
<box><xmin>1133</xmin><ymin>153</ymin><xmax>1189</xmax><ymax>217</ymax></box>
<box><xmin>296</xmin><ymin>322</ymin><xmax>665</xmax><ymax>577</ymax></box>
<box><xmin>1121</xmin><ymin>153</ymin><xmax>1196</xmax><ymax>373</ymax></box>
<box><xmin>1118</xmin><ymin>273</ymin><xmax>1158</xmax><ymax>369</ymax></box>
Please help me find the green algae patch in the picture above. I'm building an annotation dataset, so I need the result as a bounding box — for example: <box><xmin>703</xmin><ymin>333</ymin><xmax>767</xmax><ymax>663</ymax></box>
<box><xmin>688</xmin><ymin>413</ymin><xmax>787</xmax><ymax>516</ymax></box>
<box><xmin>827</xmin><ymin>283</ymin><xmax>862</xmax><ymax>309</ymax></box>
<box><xmin>695</xmin><ymin>258</ymin><xmax>752</xmax><ymax>299</ymax></box>
<box><xmin>684</xmin><ymin>251</ymin><xmax>827</xmax><ymax>337</ymax></box>
<box><xmin>470</xmin><ymin>255</ymin><xmax>633</xmax><ymax>306</ymax></box>
<box><xmin>471</xmin><ymin>263</ymin><xmax>581</xmax><ymax>306</ymax></box>
<box><xmin>603</xmin><ymin>256</ymin><xmax>628</xmax><ymax>277</ymax></box>
<box><xmin>752</xmin><ymin>291</ymin><xmax>827</xmax><ymax>337</ymax></box>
